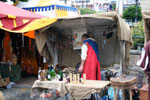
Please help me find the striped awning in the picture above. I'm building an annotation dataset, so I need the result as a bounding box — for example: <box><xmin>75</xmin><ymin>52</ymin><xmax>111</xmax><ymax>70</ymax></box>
<box><xmin>0</xmin><ymin>1</ymin><xmax>57</xmax><ymax>34</ymax></box>
<box><xmin>23</xmin><ymin>5</ymin><xmax>77</xmax><ymax>12</ymax></box>
<box><xmin>23</xmin><ymin>5</ymin><xmax>78</xmax><ymax>18</ymax></box>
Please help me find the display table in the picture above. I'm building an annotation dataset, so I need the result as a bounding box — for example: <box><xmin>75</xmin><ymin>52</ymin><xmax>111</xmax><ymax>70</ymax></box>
<box><xmin>31</xmin><ymin>80</ymin><xmax>110</xmax><ymax>100</ymax></box>
<box><xmin>30</xmin><ymin>80</ymin><xmax>68</xmax><ymax>98</ymax></box>
<box><xmin>66</xmin><ymin>80</ymin><xmax>110</xmax><ymax>100</ymax></box>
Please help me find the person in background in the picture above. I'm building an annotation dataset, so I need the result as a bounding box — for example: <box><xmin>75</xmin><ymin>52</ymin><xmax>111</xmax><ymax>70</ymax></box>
<box><xmin>78</xmin><ymin>34</ymin><xmax>101</xmax><ymax>80</ymax></box>
<box><xmin>9</xmin><ymin>54</ymin><xmax>22</xmax><ymax>82</ymax></box>
<box><xmin>137</xmin><ymin>41</ymin><xmax>150</xmax><ymax>100</ymax></box>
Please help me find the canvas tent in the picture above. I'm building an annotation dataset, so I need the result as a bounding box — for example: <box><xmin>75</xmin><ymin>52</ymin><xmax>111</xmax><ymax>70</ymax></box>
<box><xmin>35</xmin><ymin>12</ymin><xmax>132</xmax><ymax>74</ymax></box>
<box><xmin>0</xmin><ymin>1</ymin><xmax>56</xmax><ymax>74</ymax></box>
<box><xmin>142</xmin><ymin>10</ymin><xmax>150</xmax><ymax>43</ymax></box>
<box><xmin>140</xmin><ymin>0</ymin><xmax>150</xmax><ymax>44</ymax></box>
<box><xmin>0</xmin><ymin>1</ymin><xmax>77</xmax><ymax>75</ymax></box>
<box><xmin>0</xmin><ymin>2</ymin><xmax>132</xmax><ymax>74</ymax></box>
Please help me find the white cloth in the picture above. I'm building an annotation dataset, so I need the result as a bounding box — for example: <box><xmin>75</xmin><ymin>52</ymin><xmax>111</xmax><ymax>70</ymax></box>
<box><xmin>31</xmin><ymin>80</ymin><xmax>67</xmax><ymax>98</ymax></box>
<box><xmin>81</xmin><ymin>44</ymin><xmax>88</xmax><ymax>60</ymax></box>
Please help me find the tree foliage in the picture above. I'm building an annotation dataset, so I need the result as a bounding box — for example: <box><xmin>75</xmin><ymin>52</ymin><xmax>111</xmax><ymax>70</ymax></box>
<box><xmin>78</xmin><ymin>8</ymin><xmax>96</xmax><ymax>15</ymax></box>
<box><xmin>0</xmin><ymin>0</ymin><xmax>28</xmax><ymax>3</ymax></box>
<box><xmin>112</xmin><ymin>3</ymin><xmax>116</xmax><ymax>11</ymax></box>
<box><xmin>131</xmin><ymin>20</ymin><xmax>144</xmax><ymax>49</ymax></box>
<box><xmin>123</xmin><ymin>5</ymin><xmax>142</xmax><ymax>22</ymax></box>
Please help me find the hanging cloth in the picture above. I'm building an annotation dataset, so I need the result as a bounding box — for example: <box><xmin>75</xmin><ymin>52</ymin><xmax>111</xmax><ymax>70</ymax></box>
<box><xmin>3</xmin><ymin>32</ymin><xmax>11</xmax><ymax>62</ymax></box>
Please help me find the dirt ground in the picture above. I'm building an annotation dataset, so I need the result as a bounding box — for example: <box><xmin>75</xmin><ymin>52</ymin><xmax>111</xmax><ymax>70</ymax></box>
<box><xmin>1</xmin><ymin>77</ymin><xmax>37</xmax><ymax>100</ymax></box>
<box><xmin>1</xmin><ymin>77</ymin><xmax>68</xmax><ymax>100</ymax></box>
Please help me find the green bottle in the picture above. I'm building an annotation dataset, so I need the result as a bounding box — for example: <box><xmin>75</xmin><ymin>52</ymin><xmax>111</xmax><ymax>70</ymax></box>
<box><xmin>47</xmin><ymin>65</ymin><xmax>51</xmax><ymax>81</ymax></box>
<box><xmin>59</xmin><ymin>68</ymin><xmax>63</xmax><ymax>81</ymax></box>
<box><xmin>51</xmin><ymin>65</ymin><xmax>56</xmax><ymax>79</ymax></box>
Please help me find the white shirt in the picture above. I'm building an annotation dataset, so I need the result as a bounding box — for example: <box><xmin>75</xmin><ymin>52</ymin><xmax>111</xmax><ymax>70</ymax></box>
<box><xmin>81</xmin><ymin>38</ymin><xmax>96</xmax><ymax>60</ymax></box>
<box><xmin>81</xmin><ymin>44</ymin><xmax>88</xmax><ymax>60</ymax></box>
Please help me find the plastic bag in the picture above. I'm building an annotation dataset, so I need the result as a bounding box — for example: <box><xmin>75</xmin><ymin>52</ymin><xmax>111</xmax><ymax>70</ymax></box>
<box><xmin>108</xmin><ymin>87</ymin><xmax>123</xmax><ymax>100</ymax></box>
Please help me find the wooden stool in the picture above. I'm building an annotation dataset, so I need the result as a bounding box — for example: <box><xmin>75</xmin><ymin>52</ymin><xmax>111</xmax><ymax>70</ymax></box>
<box><xmin>110</xmin><ymin>75</ymin><xmax>136</xmax><ymax>100</ymax></box>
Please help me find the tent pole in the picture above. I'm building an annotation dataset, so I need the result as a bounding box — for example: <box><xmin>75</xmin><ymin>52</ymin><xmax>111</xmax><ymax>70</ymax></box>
<box><xmin>54</xmin><ymin>33</ymin><xmax>59</xmax><ymax>67</ymax></box>
<box><xmin>120</xmin><ymin>41</ymin><xmax>125</xmax><ymax>74</ymax></box>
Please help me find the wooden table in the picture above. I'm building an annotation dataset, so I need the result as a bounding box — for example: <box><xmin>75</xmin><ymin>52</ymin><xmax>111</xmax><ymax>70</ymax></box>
<box><xmin>111</xmin><ymin>76</ymin><xmax>136</xmax><ymax>100</ymax></box>
<box><xmin>66</xmin><ymin>80</ymin><xmax>110</xmax><ymax>100</ymax></box>
<box><xmin>31</xmin><ymin>80</ymin><xmax>110</xmax><ymax>100</ymax></box>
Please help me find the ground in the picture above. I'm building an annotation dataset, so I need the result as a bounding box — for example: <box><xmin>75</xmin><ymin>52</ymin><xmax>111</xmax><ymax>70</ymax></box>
<box><xmin>1</xmin><ymin>77</ymin><xmax>68</xmax><ymax>100</ymax></box>
<box><xmin>1</xmin><ymin>77</ymin><xmax>37</xmax><ymax>100</ymax></box>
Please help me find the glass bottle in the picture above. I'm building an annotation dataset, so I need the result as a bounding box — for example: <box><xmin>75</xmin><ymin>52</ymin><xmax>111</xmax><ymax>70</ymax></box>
<box><xmin>51</xmin><ymin>65</ymin><xmax>56</xmax><ymax>79</ymax></box>
<box><xmin>38</xmin><ymin>67</ymin><xmax>41</xmax><ymax>80</ymax></box>
<box><xmin>47</xmin><ymin>65</ymin><xmax>51</xmax><ymax>81</ymax></box>
<box><xmin>50</xmin><ymin>65</ymin><xmax>53</xmax><ymax>71</ymax></box>
<box><xmin>59</xmin><ymin>68</ymin><xmax>63</xmax><ymax>81</ymax></box>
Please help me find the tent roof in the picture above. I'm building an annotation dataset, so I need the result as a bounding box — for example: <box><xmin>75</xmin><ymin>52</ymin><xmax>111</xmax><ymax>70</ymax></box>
<box><xmin>35</xmin><ymin>12</ymin><xmax>132</xmax><ymax>67</ymax></box>
<box><xmin>49</xmin><ymin>12</ymin><xmax>132</xmax><ymax>43</ymax></box>
<box><xmin>0</xmin><ymin>1</ymin><xmax>57</xmax><ymax>33</ymax></box>
<box><xmin>142</xmin><ymin>10</ymin><xmax>150</xmax><ymax>19</ymax></box>
<box><xmin>0</xmin><ymin>1</ymin><xmax>43</xmax><ymax>18</ymax></box>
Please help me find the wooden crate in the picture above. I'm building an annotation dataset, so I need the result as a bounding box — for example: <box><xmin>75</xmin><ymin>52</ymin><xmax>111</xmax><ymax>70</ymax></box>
<box><xmin>0</xmin><ymin>76</ymin><xmax>10</xmax><ymax>87</ymax></box>
<box><xmin>140</xmin><ymin>84</ymin><xmax>149</xmax><ymax>100</ymax></box>
<box><xmin>0</xmin><ymin>76</ymin><xmax>5</xmax><ymax>87</ymax></box>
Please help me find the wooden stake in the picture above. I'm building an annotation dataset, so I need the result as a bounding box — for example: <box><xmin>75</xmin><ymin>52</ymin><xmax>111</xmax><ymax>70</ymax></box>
<box><xmin>73</xmin><ymin>74</ymin><xmax>77</xmax><ymax>84</ymax></box>
<box><xmin>114</xmin><ymin>88</ymin><xmax>116</xmax><ymax>100</ymax></box>
<box><xmin>70</xmin><ymin>73</ymin><xmax>72</xmax><ymax>84</ymax></box>
<box><xmin>129</xmin><ymin>89</ymin><xmax>132</xmax><ymax>100</ymax></box>
<box><xmin>77</xmin><ymin>74</ymin><xmax>80</xmax><ymax>84</ymax></box>
<box><xmin>122</xmin><ymin>89</ymin><xmax>125</xmax><ymax>100</ymax></box>
<box><xmin>83</xmin><ymin>74</ymin><xmax>86</xmax><ymax>84</ymax></box>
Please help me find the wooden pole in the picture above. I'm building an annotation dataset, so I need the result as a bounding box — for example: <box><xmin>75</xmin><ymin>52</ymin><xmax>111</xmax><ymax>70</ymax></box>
<box><xmin>70</xmin><ymin>73</ymin><xmax>72</xmax><ymax>83</ymax></box>
<box><xmin>114</xmin><ymin>88</ymin><xmax>116</xmax><ymax>100</ymax></box>
<box><xmin>120</xmin><ymin>41</ymin><xmax>126</xmax><ymax>74</ymax></box>
<box><xmin>122</xmin><ymin>89</ymin><xmax>125</xmax><ymax>100</ymax></box>
<box><xmin>129</xmin><ymin>89</ymin><xmax>132</xmax><ymax>100</ymax></box>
